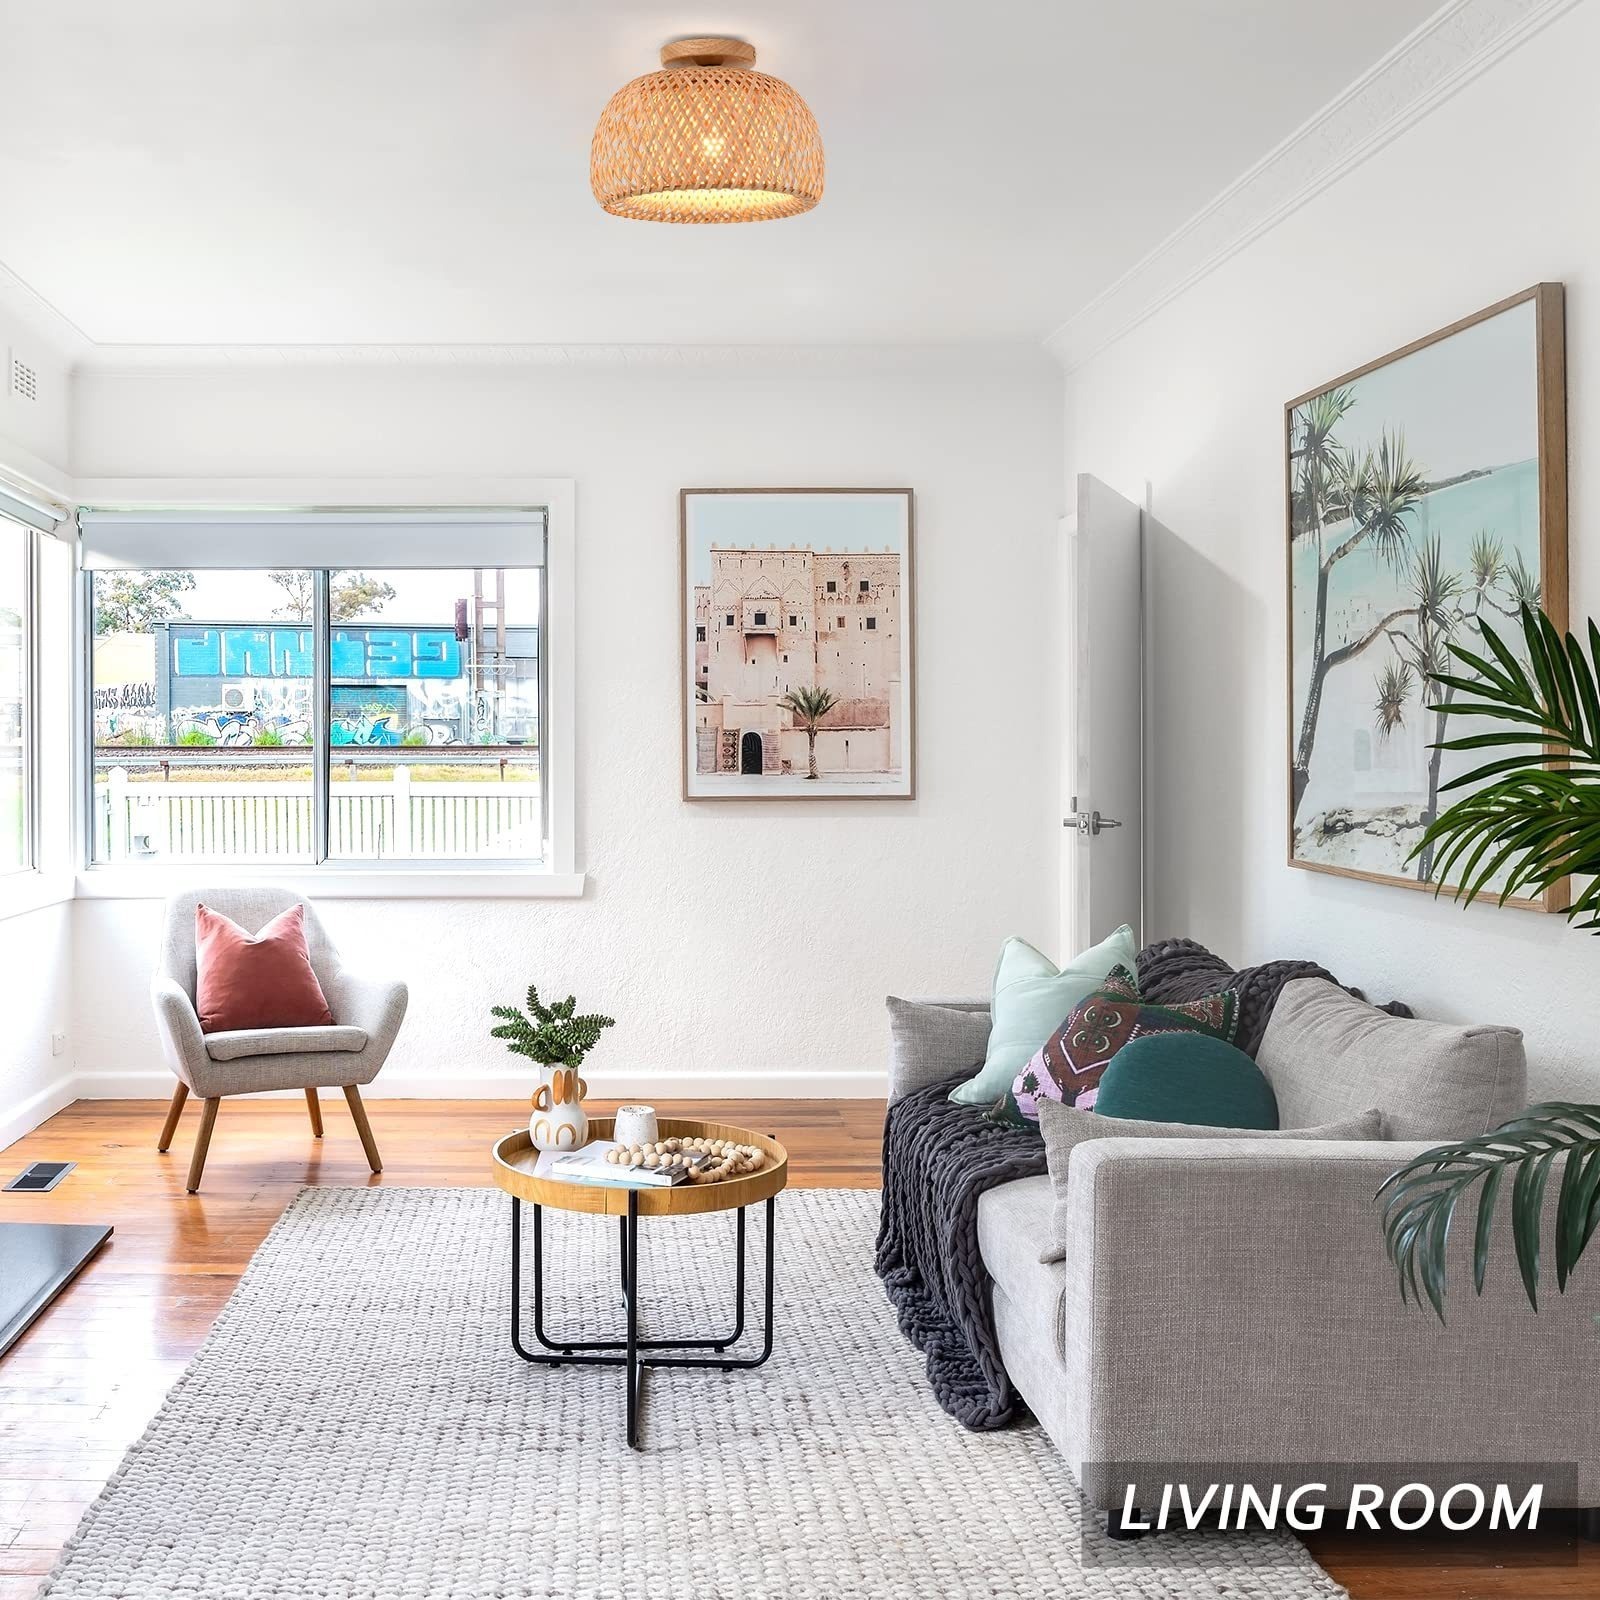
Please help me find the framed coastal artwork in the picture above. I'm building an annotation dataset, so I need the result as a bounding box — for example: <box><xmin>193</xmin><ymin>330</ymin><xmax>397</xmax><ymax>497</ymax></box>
<box><xmin>1286</xmin><ymin>283</ymin><xmax>1568</xmax><ymax>907</ymax></box>
<box><xmin>680</xmin><ymin>488</ymin><xmax>915</xmax><ymax>799</ymax></box>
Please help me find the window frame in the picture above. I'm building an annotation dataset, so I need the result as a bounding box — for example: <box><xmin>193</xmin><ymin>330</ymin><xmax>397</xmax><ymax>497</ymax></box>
<box><xmin>0</xmin><ymin>517</ymin><xmax>38</xmax><ymax>879</ymax></box>
<box><xmin>72</xmin><ymin>479</ymin><xmax>579</xmax><ymax>899</ymax></box>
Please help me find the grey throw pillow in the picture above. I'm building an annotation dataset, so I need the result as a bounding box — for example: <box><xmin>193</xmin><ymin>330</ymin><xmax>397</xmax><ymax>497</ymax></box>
<box><xmin>1256</xmin><ymin>978</ymin><xmax>1526</xmax><ymax>1141</ymax></box>
<box><xmin>1036</xmin><ymin>1099</ymin><xmax>1386</xmax><ymax>1263</ymax></box>
<box><xmin>886</xmin><ymin>997</ymin><xmax>991</xmax><ymax>1102</ymax></box>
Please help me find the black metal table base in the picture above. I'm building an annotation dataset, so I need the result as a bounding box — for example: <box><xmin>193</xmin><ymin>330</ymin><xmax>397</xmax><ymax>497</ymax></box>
<box><xmin>510</xmin><ymin>1191</ymin><xmax>776</xmax><ymax>1449</ymax></box>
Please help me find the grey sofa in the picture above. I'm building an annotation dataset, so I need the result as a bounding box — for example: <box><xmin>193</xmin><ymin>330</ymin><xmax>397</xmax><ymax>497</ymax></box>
<box><xmin>891</xmin><ymin>978</ymin><xmax>1600</xmax><ymax>1518</ymax></box>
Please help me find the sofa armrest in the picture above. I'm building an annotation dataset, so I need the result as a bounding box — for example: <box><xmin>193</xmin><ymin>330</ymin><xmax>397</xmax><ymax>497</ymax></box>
<box><xmin>1056</xmin><ymin>1138</ymin><xmax>1600</xmax><ymax>1505</ymax></box>
<box><xmin>150</xmin><ymin>975</ymin><xmax>208</xmax><ymax>1090</ymax></box>
<box><xmin>320</xmin><ymin>969</ymin><xmax>410</xmax><ymax>1055</ymax></box>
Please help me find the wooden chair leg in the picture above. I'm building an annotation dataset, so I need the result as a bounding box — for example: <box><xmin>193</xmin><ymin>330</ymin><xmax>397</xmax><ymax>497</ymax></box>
<box><xmin>342</xmin><ymin>1085</ymin><xmax>382</xmax><ymax>1174</ymax></box>
<box><xmin>304</xmin><ymin>1087</ymin><xmax>324</xmax><ymax>1138</ymax></box>
<box><xmin>157</xmin><ymin>1083</ymin><xmax>190</xmax><ymax>1152</ymax></box>
<box><xmin>186</xmin><ymin>1097</ymin><xmax>221</xmax><ymax>1194</ymax></box>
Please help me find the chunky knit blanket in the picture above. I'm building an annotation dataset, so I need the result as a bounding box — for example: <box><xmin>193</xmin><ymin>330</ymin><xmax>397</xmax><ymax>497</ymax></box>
<box><xmin>875</xmin><ymin>940</ymin><xmax>1411</xmax><ymax>1429</ymax></box>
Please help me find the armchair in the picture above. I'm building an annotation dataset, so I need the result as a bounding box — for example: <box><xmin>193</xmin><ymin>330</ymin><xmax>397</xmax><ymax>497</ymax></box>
<box><xmin>150</xmin><ymin>887</ymin><xmax>409</xmax><ymax>1192</ymax></box>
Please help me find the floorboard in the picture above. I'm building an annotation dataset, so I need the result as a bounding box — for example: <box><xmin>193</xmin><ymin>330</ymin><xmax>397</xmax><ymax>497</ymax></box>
<box><xmin>0</xmin><ymin>1097</ymin><xmax>1590</xmax><ymax>1598</ymax></box>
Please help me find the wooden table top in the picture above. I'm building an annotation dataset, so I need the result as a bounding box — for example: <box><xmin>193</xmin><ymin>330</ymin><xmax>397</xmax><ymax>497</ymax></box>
<box><xmin>491</xmin><ymin>1115</ymin><xmax>789</xmax><ymax>1217</ymax></box>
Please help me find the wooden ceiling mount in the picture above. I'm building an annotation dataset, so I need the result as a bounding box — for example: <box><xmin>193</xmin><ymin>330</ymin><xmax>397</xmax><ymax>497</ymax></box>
<box><xmin>660</xmin><ymin>37</ymin><xmax>758</xmax><ymax>70</ymax></box>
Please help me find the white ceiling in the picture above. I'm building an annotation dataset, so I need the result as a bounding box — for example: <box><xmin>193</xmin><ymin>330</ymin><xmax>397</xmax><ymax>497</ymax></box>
<box><xmin>0</xmin><ymin>0</ymin><xmax>1441</xmax><ymax>350</ymax></box>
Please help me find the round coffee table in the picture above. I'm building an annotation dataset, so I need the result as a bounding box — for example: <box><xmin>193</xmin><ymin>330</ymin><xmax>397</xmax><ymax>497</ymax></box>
<box><xmin>491</xmin><ymin>1116</ymin><xmax>788</xmax><ymax>1449</ymax></box>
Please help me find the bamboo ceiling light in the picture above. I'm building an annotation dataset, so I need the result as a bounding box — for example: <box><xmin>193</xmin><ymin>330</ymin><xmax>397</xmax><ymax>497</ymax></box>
<box><xmin>591</xmin><ymin>37</ymin><xmax>824</xmax><ymax>223</ymax></box>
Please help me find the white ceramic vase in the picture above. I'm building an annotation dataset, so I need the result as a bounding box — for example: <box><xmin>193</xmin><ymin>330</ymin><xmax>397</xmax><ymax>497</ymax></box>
<box><xmin>529</xmin><ymin>1064</ymin><xmax>589</xmax><ymax>1151</ymax></box>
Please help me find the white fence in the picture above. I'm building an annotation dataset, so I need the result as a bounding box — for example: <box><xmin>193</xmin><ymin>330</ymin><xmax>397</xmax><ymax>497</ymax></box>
<box><xmin>97</xmin><ymin>768</ymin><xmax>542</xmax><ymax>861</ymax></box>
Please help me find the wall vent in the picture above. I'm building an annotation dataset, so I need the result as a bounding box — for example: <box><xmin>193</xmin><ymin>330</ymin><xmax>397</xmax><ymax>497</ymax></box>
<box><xmin>9</xmin><ymin>354</ymin><xmax>38</xmax><ymax>403</ymax></box>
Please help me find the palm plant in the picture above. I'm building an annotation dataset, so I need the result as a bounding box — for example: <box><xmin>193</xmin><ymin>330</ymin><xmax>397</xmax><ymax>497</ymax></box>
<box><xmin>1380</xmin><ymin>603</ymin><xmax>1600</xmax><ymax>1317</ymax></box>
<box><xmin>778</xmin><ymin>685</ymin><xmax>839</xmax><ymax>779</ymax></box>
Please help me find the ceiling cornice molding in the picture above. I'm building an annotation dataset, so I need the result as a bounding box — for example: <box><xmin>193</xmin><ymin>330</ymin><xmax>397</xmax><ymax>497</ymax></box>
<box><xmin>71</xmin><ymin>341</ymin><xmax>1055</xmax><ymax>378</ymax></box>
<box><xmin>1044</xmin><ymin>0</ymin><xmax>1582</xmax><ymax>373</ymax></box>
<box><xmin>0</xmin><ymin>260</ymin><xmax>94</xmax><ymax>363</ymax></box>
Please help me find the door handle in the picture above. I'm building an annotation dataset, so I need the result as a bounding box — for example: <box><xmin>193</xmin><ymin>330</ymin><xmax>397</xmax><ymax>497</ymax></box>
<box><xmin>1064</xmin><ymin>807</ymin><xmax>1122</xmax><ymax>837</ymax></box>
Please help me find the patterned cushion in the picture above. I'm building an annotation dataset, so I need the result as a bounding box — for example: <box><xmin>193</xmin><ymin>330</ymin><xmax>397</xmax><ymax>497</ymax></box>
<box><xmin>1010</xmin><ymin>965</ymin><xmax>1238</xmax><ymax>1122</ymax></box>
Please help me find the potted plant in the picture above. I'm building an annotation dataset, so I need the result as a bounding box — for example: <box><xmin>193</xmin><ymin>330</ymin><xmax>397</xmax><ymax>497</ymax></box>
<box><xmin>491</xmin><ymin>985</ymin><xmax>616</xmax><ymax>1152</ymax></box>
<box><xmin>1379</xmin><ymin>603</ymin><xmax>1600</xmax><ymax>1317</ymax></box>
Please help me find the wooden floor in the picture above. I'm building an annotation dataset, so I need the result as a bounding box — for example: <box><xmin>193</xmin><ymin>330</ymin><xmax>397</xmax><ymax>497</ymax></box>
<box><xmin>0</xmin><ymin>1098</ymin><xmax>1591</xmax><ymax>1600</ymax></box>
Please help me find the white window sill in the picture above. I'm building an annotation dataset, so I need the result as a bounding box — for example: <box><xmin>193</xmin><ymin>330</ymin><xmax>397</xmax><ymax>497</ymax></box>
<box><xmin>0</xmin><ymin>871</ymin><xmax>76</xmax><ymax>922</ymax></box>
<box><xmin>74</xmin><ymin>867</ymin><xmax>587</xmax><ymax>901</ymax></box>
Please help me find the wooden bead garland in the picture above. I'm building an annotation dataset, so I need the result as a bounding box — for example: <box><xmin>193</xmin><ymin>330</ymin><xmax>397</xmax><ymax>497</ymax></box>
<box><xmin>603</xmin><ymin>1134</ymin><xmax>765</xmax><ymax>1184</ymax></box>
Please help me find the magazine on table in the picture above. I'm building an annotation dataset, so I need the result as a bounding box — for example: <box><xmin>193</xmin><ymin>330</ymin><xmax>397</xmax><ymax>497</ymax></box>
<box><xmin>539</xmin><ymin>1139</ymin><xmax>712</xmax><ymax>1189</ymax></box>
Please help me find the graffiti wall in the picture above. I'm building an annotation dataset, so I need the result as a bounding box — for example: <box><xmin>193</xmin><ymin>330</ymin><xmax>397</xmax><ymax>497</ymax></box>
<box><xmin>92</xmin><ymin>622</ymin><xmax>539</xmax><ymax>748</ymax></box>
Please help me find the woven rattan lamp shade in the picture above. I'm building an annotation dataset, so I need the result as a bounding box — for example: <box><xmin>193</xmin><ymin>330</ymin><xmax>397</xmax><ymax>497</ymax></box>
<box><xmin>591</xmin><ymin>38</ymin><xmax>824</xmax><ymax>224</ymax></box>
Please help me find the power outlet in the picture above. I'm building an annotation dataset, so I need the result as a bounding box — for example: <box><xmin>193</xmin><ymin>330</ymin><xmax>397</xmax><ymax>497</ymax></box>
<box><xmin>51</xmin><ymin>1031</ymin><xmax>67</xmax><ymax>1057</ymax></box>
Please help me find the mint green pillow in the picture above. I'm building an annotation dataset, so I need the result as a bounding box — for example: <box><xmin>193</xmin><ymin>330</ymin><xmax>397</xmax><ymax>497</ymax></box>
<box><xmin>948</xmin><ymin>925</ymin><xmax>1139</xmax><ymax>1106</ymax></box>
<box><xmin>1095</xmin><ymin>1033</ymin><xmax>1278</xmax><ymax>1129</ymax></box>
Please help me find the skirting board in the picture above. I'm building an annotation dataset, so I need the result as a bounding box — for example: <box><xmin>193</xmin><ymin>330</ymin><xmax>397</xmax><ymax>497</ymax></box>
<box><xmin>1</xmin><ymin>1069</ymin><xmax>888</xmax><ymax>1151</ymax></box>
<box><xmin>0</xmin><ymin>1077</ymin><xmax>81</xmax><ymax>1157</ymax></box>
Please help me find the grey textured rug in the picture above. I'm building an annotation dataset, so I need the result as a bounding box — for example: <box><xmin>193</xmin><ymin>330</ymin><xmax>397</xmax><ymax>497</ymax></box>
<box><xmin>42</xmin><ymin>1187</ymin><xmax>1345</xmax><ymax>1599</ymax></box>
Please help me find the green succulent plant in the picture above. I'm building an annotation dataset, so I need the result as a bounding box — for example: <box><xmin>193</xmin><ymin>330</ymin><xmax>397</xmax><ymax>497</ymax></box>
<box><xmin>490</xmin><ymin>984</ymin><xmax>615</xmax><ymax>1069</ymax></box>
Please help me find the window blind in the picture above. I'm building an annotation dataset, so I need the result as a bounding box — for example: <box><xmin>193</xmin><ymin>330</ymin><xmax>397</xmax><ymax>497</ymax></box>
<box><xmin>78</xmin><ymin>508</ymin><xmax>547</xmax><ymax>570</ymax></box>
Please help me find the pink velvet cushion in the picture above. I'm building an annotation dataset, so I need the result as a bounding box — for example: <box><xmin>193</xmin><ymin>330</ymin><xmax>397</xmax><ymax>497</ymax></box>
<box><xmin>193</xmin><ymin>903</ymin><xmax>335</xmax><ymax>1034</ymax></box>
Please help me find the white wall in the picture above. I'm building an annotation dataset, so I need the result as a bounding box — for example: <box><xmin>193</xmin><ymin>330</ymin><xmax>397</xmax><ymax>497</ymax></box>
<box><xmin>0</xmin><ymin>301</ymin><xmax>75</xmax><ymax>1151</ymax></box>
<box><xmin>1065</xmin><ymin>1</ymin><xmax>1598</xmax><ymax>1101</ymax></box>
<box><xmin>66</xmin><ymin>353</ymin><xmax>1063</xmax><ymax>1098</ymax></box>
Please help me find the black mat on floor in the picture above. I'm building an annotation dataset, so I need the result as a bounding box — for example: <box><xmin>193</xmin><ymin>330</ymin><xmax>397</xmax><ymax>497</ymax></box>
<box><xmin>0</xmin><ymin>1221</ymin><xmax>112</xmax><ymax>1358</ymax></box>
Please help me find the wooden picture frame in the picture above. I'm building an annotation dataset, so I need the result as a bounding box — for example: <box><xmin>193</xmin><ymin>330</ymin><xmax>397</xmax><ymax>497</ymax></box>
<box><xmin>679</xmin><ymin>488</ymin><xmax>916</xmax><ymax>800</ymax></box>
<box><xmin>1284</xmin><ymin>283</ymin><xmax>1568</xmax><ymax>909</ymax></box>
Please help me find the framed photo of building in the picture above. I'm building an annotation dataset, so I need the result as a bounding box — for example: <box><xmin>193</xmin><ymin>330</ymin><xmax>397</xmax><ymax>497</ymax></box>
<box><xmin>681</xmin><ymin>488</ymin><xmax>915</xmax><ymax>799</ymax></box>
<box><xmin>1286</xmin><ymin>283</ymin><xmax>1568</xmax><ymax>907</ymax></box>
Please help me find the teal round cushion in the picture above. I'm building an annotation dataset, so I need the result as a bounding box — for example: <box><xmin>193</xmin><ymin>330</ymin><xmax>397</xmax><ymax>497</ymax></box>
<box><xmin>1094</xmin><ymin>1033</ymin><xmax>1278</xmax><ymax>1129</ymax></box>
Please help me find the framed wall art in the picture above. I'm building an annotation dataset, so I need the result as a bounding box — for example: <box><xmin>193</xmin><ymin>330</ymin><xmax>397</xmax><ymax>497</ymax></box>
<box><xmin>681</xmin><ymin>488</ymin><xmax>915</xmax><ymax>799</ymax></box>
<box><xmin>1286</xmin><ymin>283</ymin><xmax>1567</xmax><ymax>907</ymax></box>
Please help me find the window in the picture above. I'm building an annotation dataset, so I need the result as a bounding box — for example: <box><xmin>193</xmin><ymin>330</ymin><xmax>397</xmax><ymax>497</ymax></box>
<box><xmin>866</xmin><ymin>616</ymin><xmax>877</xmax><ymax>630</ymax></box>
<box><xmin>825</xmin><ymin>580</ymin><xmax>836</xmax><ymax>594</ymax></box>
<box><xmin>82</xmin><ymin>509</ymin><xmax>547</xmax><ymax>868</ymax></box>
<box><xmin>695</xmin><ymin>625</ymin><xmax>706</xmax><ymax>642</ymax></box>
<box><xmin>788</xmin><ymin>614</ymin><xmax>797</xmax><ymax>627</ymax></box>
<box><xmin>753</xmin><ymin>610</ymin><xmax>767</xmax><ymax>626</ymax></box>
<box><xmin>836</xmin><ymin>615</ymin><xmax>844</xmax><ymax>629</ymax></box>
<box><xmin>0</xmin><ymin>520</ymin><xmax>31</xmax><ymax>875</ymax></box>
<box><xmin>859</xmin><ymin>579</ymin><xmax>869</xmax><ymax>593</ymax></box>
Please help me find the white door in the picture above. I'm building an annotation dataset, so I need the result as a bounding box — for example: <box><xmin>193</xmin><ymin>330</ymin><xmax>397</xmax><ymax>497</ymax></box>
<box><xmin>1062</xmin><ymin>473</ymin><xmax>1144</xmax><ymax>954</ymax></box>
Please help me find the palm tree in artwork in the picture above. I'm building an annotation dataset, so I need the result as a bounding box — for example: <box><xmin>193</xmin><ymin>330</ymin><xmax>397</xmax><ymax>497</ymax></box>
<box><xmin>1289</xmin><ymin>385</ymin><xmax>1356</xmax><ymax>540</ymax></box>
<box><xmin>778</xmin><ymin>686</ymin><xmax>840</xmax><ymax>780</ymax></box>
<box><xmin>1290</xmin><ymin>425</ymin><xmax>1429</xmax><ymax>820</ymax></box>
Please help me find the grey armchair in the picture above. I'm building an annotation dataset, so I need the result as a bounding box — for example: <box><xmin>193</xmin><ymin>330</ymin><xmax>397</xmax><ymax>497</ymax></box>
<box><xmin>151</xmin><ymin>887</ymin><xmax>409</xmax><ymax>1192</ymax></box>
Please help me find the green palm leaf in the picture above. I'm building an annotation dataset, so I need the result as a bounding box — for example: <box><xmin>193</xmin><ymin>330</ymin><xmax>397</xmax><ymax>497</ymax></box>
<box><xmin>1408</xmin><ymin>605</ymin><xmax>1600</xmax><ymax>914</ymax></box>
<box><xmin>1378</xmin><ymin>1105</ymin><xmax>1600</xmax><ymax>1319</ymax></box>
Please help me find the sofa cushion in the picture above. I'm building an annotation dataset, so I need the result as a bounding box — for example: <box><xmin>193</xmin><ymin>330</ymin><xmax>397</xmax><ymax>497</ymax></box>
<box><xmin>1010</xmin><ymin>964</ymin><xmax>1238</xmax><ymax>1121</ymax></box>
<box><xmin>1035</xmin><ymin>1098</ymin><xmax>1386</xmax><ymax>1263</ymax></box>
<box><xmin>1095</xmin><ymin>1033</ymin><xmax>1277</xmax><ymax>1129</ymax></box>
<box><xmin>950</xmin><ymin>925</ymin><xmax>1138</xmax><ymax>1106</ymax></box>
<box><xmin>975</xmin><ymin>1176</ymin><xmax>1064</xmax><ymax>1350</ymax></box>
<box><xmin>1256</xmin><ymin>977</ymin><xmax>1526</xmax><ymax>1140</ymax></box>
<box><xmin>204</xmin><ymin>1025</ymin><xmax>369</xmax><ymax>1062</ymax></box>
<box><xmin>194</xmin><ymin>901</ymin><xmax>335</xmax><ymax>1033</ymax></box>
<box><xmin>886</xmin><ymin>998</ymin><xmax>991</xmax><ymax>1097</ymax></box>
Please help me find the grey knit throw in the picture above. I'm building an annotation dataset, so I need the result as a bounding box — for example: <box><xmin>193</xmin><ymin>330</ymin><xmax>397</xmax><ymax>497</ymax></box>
<box><xmin>875</xmin><ymin>940</ymin><xmax>1411</xmax><ymax>1429</ymax></box>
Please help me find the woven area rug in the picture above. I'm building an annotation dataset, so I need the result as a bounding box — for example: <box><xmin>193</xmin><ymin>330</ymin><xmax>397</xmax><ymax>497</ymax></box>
<box><xmin>42</xmin><ymin>1187</ymin><xmax>1345</xmax><ymax>1599</ymax></box>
